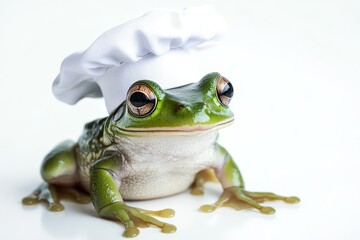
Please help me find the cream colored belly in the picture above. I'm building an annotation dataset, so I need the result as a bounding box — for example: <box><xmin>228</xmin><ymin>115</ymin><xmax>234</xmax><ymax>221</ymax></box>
<box><xmin>116</xmin><ymin>131</ymin><xmax>221</xmax><ymax>200</ymax></box>
<box><xmin>120</xmin><ymin>172</ymin><xmax>196</xmax><ymax>200</ymax></box>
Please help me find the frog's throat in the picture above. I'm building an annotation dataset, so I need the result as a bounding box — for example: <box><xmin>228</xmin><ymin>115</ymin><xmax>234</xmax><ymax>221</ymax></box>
<box><xmin>117</xmin><ymin>118</ymin><xmax>234</xmax><ymax>136</ymax></box>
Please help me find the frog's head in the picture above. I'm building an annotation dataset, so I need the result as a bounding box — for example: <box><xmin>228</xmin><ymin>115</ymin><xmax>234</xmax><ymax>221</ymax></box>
<box><xmin>107</xmin><ymin>72</ymin><xmax>234</xmax><ymax>136</ymax></box>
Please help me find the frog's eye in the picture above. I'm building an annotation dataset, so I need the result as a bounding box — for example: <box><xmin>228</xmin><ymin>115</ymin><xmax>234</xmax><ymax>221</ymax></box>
<box><xmin>216</xmin><ymin>76</ymin><xmax>233</xmax><ymax>107</ymax></box>
<box><xmin>127</xmin><ymin>83</ymin><xmax>157</xmax><ymax>117</ymax></box>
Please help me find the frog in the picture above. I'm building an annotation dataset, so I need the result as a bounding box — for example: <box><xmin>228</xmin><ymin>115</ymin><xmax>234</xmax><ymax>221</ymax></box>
<box><xmin>22</xmin><ymin>72</ymin><xmax>299</xmax><ymax>238</ymax></box>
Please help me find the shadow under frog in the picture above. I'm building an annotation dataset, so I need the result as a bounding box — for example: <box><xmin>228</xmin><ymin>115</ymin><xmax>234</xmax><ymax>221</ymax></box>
<box><xmin>23</xmin><ymin>73</ymin><xmax>299</xmax><ymax>238</ymax></box>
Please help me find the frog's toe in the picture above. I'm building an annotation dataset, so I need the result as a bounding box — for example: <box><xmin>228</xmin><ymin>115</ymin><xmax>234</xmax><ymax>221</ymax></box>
<box><xmin>259</xmin><ymin>206</ymin><xmax>276</xmax><ymax>214</ymax></box>
<box><xmin>199</xmin><ymin>204</ymin><xmax>217</xmax><ymax>212</ymax></box>
<box><xmin>161</xmin><ymin>224</ymin><xmax>177</xmax><ymax>233</ymax></box>
<box><xmin>243</xmin><ymin>190</ymin><xmax>300</xmax><ymax>204</ymax></box>
<box><xmin>133</xmin><ymin>207</ymin><xmax>175</xmax><ymax>218</ymax></box>
<box><xmin>22</xmin><ymin>194</ymin><xmax>40</xmax><ymax>205</ymax></box>
<box><xmin>121</xmin><ymin>220</ymin><xmax>140</xmax><ymax>238</ymax></box>
<box><xmin>158</xmin><ymin>208</ymin><xmax>175</xmax><ymax>218</ymax></box>
<box><xmin>284</xmin><ymin>196</ymin><xmax>300</xmax><ymax>203</ymax></box>
<box><xmin>191</xmin><ymin>187</ymin><xmax>204</xmax><ymax>195</ymax></box>
<box><xmin>123</xmin><ymin>227</ymin><xmax>140</xmax><ymax>238</ymax></box>
<box><xmin>23</xmin><ymin>187</ymin><xmax>42</xmax><ymax>205</ymax></box>
<box><xmin>48</xmin><ymin>202</ymin><xmax>65</xmax><ymax>211</ymax></box>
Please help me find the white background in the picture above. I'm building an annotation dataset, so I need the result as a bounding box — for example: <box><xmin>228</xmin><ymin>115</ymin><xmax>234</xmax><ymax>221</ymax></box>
<box><xmin>1</xmin><ymin>0</ymin><xmax>359</xmax><ymax>239</ymax></box>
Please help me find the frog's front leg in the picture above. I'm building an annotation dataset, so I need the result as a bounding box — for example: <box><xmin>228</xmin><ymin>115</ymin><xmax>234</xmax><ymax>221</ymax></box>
<box><xmin>200</xmin><ymin>144</ymin><xmax>300</xmax><ymax>214</ymax></box>
<box><xmin>90</xmin><ymin>155</ymin><xmax>176</xmax><ymax>238</ymax></box>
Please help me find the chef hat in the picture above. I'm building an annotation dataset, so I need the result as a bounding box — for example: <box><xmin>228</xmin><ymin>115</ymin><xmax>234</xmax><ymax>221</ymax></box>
<box><xmin>52</xmin><ymin>6</ymin><xmax>227</xmax><ymax>113</ymax></box>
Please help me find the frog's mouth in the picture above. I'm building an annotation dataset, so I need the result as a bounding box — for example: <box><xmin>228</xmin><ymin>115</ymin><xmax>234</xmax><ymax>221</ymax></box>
<box><xmin>118</xmin><ymin>118</ymin><xmax>234</xmax><ymax>136</ymax></box>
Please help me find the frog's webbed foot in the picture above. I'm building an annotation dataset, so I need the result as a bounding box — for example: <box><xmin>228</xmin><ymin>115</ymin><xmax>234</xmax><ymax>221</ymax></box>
<box><xmin>22</xmin><ymin>183</ymin><xmax>64</xmax><ymax>211</ymax></box>
<box><xmin>191</xmin><ymin>168</ymin><xmax>218</xmax><ymax>195</ymax></box>
<box><xmin>200</xmin><ymin>187</ymin><xmax>300</xmax><ymax>214</ymax></box>
<box><xmin>22</xmin><ymin>183</ymin><xmax>91</xmax><ymax>211</ymax></box>
<box><xmin>99</xmin><ymin>202</ymin><xmax>176</xmax><ymax>238</ymax></box>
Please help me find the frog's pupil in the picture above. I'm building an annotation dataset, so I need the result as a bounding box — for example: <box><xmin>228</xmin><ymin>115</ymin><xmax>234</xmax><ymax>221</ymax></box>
<box><xmin>130</xmin><ymin>92</ymin><xmax>153</xmax><ymax>107</ymax></box>
<box><xmin>222</xmin><ymin>82</ymin><xmax>234</xmax><ymax>98</ymax></box>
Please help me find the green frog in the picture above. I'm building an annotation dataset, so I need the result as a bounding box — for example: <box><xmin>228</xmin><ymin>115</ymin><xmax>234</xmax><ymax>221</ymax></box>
<box><xmin>23</xmin><ymin>73</ymin><xmax>299</xmax><ymax>238</ymax></box>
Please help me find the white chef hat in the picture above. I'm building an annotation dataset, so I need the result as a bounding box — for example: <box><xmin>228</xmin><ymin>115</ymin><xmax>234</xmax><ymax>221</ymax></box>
<box><xmin>52</xmin><ymin>6</ymin><xmax>227</xmax><ymax>113</ymax></box>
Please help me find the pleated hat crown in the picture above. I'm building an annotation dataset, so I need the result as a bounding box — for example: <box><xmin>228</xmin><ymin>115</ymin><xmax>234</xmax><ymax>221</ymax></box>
<box><xmin>52</xmin><ymin>6</ymin><xmax>227</xmax><ymax>113</ymax></box>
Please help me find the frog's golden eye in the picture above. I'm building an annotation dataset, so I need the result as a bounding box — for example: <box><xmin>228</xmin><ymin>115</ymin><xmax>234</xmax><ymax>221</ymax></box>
<box><xmin>216</xmin><ymin>75</ymin><xmax>233</xmax><ymax>107</ymax></box>
<box><xmin>127</xmin><ymin>83</ymin><xmax>157</xmax><ymax>117</ymax></box>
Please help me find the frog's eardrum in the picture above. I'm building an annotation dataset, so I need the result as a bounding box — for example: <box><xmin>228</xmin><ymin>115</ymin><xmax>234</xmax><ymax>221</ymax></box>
<box><xmin>52</xmin><ymin>6</ymin><xmax>227</xmax><ymax>113</ymax></box>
